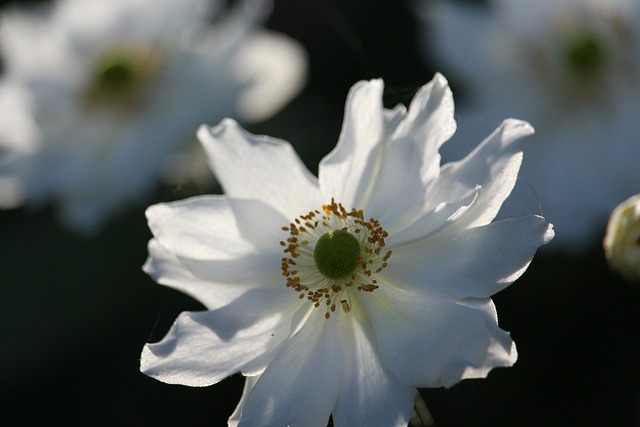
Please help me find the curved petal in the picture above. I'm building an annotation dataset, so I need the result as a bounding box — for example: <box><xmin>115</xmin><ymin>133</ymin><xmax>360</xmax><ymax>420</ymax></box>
<box><xmin>228</xmin><ymin>375</ymin><xmax>260</xmax><ymax>427</ymax></box>
<box><xmin>318</xmin><ymin>79</ymin><xmax>385</xmax><ymax>209</ymax></box>
<box><xmin>429</xmin><ymin>119</ymin><xmax>534</xmax><ymax>229</ymax></box>
<box><xmin>144</xmin><ymin>239</ymin><xmax>261</xmax><ymax>310</ymax></box>
<box><xmin>387</xmin><ymin>186</ymin><xmax>479</xmax><ymax>247</ymax></box>
<box><xmin>388</xmin><ymin>215</ymin><xmax>554</xmax><ymax>299</ymax></box>
<box><xmin>198</xmin><ymin>120</ymin><xmax>322</xmax><ymax>219</ymax></box>
<box><xmin>234</xmin><ymin>31</ymin><xmax>307</xmax><ymax>122</ymax></box>
<box><xmin>332</xmin><ymin>314</ymin><xmax>414</xmax><ymax>427</ymax></box>
<box><xmin>141</xmin><ymin>287</ymin><xmax>297</xmax><ymax>387</ymax></box>
<box><xmin>238</xmin><ymin>309</ymin><xmax>344</xmax><ymax>427</ymax></box>
<box><xmin>147</xmin><ymin>195</ymin><xmax>287</xmax><ymax>260</ymax></box>
<box><xmin>363</xmin><ymin>285</ymin><xmax>517</xmax><ymax>388</ymax></box>
<box><xmin>365</xmin><ymin>74</ymin><xmax>456</xmax><ymax>225</ymax></box>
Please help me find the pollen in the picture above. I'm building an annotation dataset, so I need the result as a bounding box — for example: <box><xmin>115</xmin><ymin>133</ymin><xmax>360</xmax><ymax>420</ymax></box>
<box><xmin>280</xmin><ymin>198</ymin><xmax>391</xmax><ymax>319</ymax></box>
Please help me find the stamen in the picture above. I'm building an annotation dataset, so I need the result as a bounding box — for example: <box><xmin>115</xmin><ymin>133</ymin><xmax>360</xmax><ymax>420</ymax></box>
<box><xmin>280</xmin><ymin>199</ymin><xmax>391</xmax><ymax>319</ymax></box>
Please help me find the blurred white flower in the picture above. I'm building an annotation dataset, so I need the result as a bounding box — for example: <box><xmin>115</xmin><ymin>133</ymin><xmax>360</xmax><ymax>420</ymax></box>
<box><xmin>604</xmin><ymin>194</ymin><xmax>640</xmax><ymax>281</ymax></box>
<box><xmin>140</xmin><ymin>73</ymin><xmax>553</xmax><ymax>426</ymax></box>
<box><xmin>0</xmin><ymin>0</ymin><xmax>306</xmax><ymax>232</ymax></box>
<box><xmin>422</xmin><ymin>0</ymin><xmax>640</xmax><ymax>250</ymax></box>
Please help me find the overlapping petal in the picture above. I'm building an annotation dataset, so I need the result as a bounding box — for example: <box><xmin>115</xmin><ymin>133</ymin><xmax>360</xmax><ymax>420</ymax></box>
<box><xmin>388</xmin><ymin>215</ymin><xmax>554</xmax><ymax>299</ymax></box>
<box><xmin>143</xmin><ymin>239</ymin><xmax>280</xmax><ymax>310</ymax></box>
<box><xmin>199</xmin><ymin>120</ymin><xmax>322</xmax><ymax>219</ymax></box>
<box><xmin>363</xmin><ymin>285</ymin><xmax>516</xmax><ymax>388</ymax></box>
<box><xmin>332</xmin><ymin>314</ymin><xmax>414</xmax><ymax>427</ymax></box>
<box><xmin>141</xmin><ymin>287</ymin><xmax>296</xmax><ymax>387</ymax></box>
<box><xmin>148</xmin><ymin>195</ymin><xmax>287</xmax><ymax>261</ymax></box>
<box><xmin>237</xmin><ymin>309</ymin><xmax>344</xmax><ymax>427</ymax></box>
<box><xmin>391</xmin><ymin>118</ymin><xmax>532</xmax><ymax>243</ymax></box>
<box><xmin>365</xmin><ymin>73</ymin><xmax>457</xmax><ymax>226</ymax></box>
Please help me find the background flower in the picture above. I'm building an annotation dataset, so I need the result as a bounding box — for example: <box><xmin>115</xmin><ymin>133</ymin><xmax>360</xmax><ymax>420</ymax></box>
<box><xmin>0</xmin><ymin>0</ymin><xmax>306</xmax><ymax>232</ymax></box>
<box><xmin>421</xmin><ymin>0</ymin><xmax>640</xmax><ymax>250</ymax></box>
<box><xmin>141</xmin><ymin>74</ymin><xmax>553</xmax><ymax>426</ymax></box>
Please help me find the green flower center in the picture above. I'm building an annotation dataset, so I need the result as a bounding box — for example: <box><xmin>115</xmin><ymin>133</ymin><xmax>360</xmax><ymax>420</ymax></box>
<box><xmin>280</xmin><ymin>199</ymin><xmax>391</xmax><ymax>319</ymax></box>
<box><xmin>565</xmin><ymin>34</ymin><xmax>606</xmax><ymax>76</ymax></box>
<box><xmin>314</xmin><ymin>229</ymin><xmax>361</xmax><ymax>279</ymax></box>
<box><xmin>84</xmin><ymin>46</ymin><xmax>162</xmax><ymax>110</ymax></box>
<box><xmin>97</xmin><ymin>60</ymin><xmax>136</xmax><ymax>92</ymax></box>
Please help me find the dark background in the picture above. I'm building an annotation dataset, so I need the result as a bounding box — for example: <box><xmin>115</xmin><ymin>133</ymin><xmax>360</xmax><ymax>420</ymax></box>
<box><xmin>1</xmin><ymin>0</ymin><xmax>638</xmax><ymax>425</ymax></box>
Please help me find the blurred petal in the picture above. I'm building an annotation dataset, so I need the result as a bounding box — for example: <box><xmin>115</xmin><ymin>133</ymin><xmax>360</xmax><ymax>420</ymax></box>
<box><xmin>234</xmin><ymin>31</ymin><xmax>307</xmax><ymax>121</ymax></box>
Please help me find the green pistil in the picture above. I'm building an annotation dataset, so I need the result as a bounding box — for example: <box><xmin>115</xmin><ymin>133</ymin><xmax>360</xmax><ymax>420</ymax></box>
<box><xmin>84</xmin><ymin>47</ymin><xmax>161</xmax><ymax>109</ymax></box>
<box><xmin>97</xmin><ymin>59</ymin><xmax>136</xmax><ymax>92</ymax></box>
<box><xmin>566</xmin><ymin>34</ymin><xmax>606</xmax><ymax>76</ymax></box>
<box><xmin>314</xmin><ymin>229</ymin><xmax>360</xmax><ymax>279</ymax></box>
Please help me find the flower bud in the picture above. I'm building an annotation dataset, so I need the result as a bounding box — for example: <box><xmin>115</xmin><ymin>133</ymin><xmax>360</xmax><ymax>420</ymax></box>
<box><xmin>604</xmin><ymin>195</ymin><xmax>640</xmax><ymax>280</ymax></box>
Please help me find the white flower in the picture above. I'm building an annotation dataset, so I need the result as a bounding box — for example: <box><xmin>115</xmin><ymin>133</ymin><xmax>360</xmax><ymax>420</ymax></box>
<box><xmin>0</xmin><ymin>0</ymin><xmax>306</xmax><ymax>232</ymax></box>
<box><xmin>141</xmin><ymin>73</ymin><xmax>553</xmax><ymax>427</ymax></box>
<box><xmin>421</xmin><ymin>0</ymin><xmax>640</xmax><ymax>250</ymax></box>
<box><xmin>604</xmin><ymin>194</ymin><xmax>640</xmax><ymax>281</ymax></box>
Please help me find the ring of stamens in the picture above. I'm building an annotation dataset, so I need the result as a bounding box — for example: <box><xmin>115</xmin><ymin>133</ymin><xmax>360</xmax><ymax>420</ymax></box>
<box><xmin>280</xmin><ymin>198</ymin><xmax>392</xmax><ymax>319</ymax></box>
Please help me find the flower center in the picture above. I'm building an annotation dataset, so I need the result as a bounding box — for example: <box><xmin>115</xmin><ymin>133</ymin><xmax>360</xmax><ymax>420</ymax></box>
<box><xmin>84</xmin><ymin>45</ymin><xmax>163</xmax><ymax>111</ymax></box>
<box><xmin>314</xmin><ymin>229</ymin><xmax>360</xmax><ymax>279</ymax></box>
<box><xmin>280</xmin><ymin>199</ymin><xmax>391</xmax><ymax>319</ymax></box>
<box><xmin>565</xmin><ymin>33</ymin><xmax>606</xmax><ymax>76</ymax></box>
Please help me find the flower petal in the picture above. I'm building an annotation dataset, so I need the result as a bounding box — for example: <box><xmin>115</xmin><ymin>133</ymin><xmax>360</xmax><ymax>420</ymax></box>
<box><xmin>365</xmin><ymin>73</ymin><xmax>456</xmax><ymax>225</ymax></box>
<box><xmin>388</xmin><ymin>215</ymin><xmax>554</xmax><ymax>299</ymax></box>
<box><xmin>198</xmin><ymin>120</ymin><xmax>322</xmax><ymax>219</ymax></box>
<box><xmin>147</xmin><ymin>195</ymin><xmax>286</xmax><ymax>260</ymax></box>
<box><xmin>234</xmin><ymin>31</ymin><xmax>307</xmax><ymax>122</ymax></box>
<box><xmin>387</xmin><ymin>186</ymin><xmax>479</xmax><ymax>247</ymax></box>
<box><xmin>238</xmin><ymin>310</ymin><xmax>344</xmax><ymax>427</ymax></box>
<box><xmin>392</xmin><ymin>118</ymin><xmax>532</xmax><ymax>242</ymax></box>
<box><xmin>141</xmin><ymin>287</ymin><xmax>295</xmax><ymax>387</ymax></box>
<box><xmin>318</xmin><ymin>79</ymin><xmax>385</xmax><ymax>209</ymax></box>
<box><xmin>228</xmin><ymin>375</ymin><xmax>260</xmax><ymax>427</ymax></box>
<box><xmin>332</xmin><ymin>314</ymin><xmax>414</xmax><ymax>427</ymax></box>
<box><xmin>363</xmin><ymin>285</ymin><xmax>516</xmax><ymax>388</ymax></box>
<box><xmin>430</xmin><ymin>118</ymin><xmax>534</xmax><ymax>229</ymax></box>
<box><xmin>144</xmin><ymin>239</ymin><xmax>257</xmax><ymax>310</ymax></box>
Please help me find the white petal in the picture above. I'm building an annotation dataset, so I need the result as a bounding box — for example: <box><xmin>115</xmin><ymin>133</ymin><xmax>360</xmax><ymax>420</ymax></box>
<box><xmin>429</xmin><ymin>119</ymin><xmax>534</xmax><ymax>229</ymax></box>
<box><xmin>387</xmin><ymin>186</ymin><xmax>479</xmax><ymax>247</ymax></box>
<box><xmin>318</xmin><ymin>79</ymin><xmax>386</xmax><ymax>209</ymax></box>
<box><xmin>198</xmin><ymin>120</ymin><xmax>322</xmax><ymax>219</ymax></box>
<box><xmin>141</xmin><ymin>287</ymin><xmax>295</xmax><ymax>387</ymax></box>
<box><xmin>388</xmin><ymin>215</ymin><xmax>554</xmax><ymax>299</ymax></box>
<box><xmin>363</xmin><ymin>285</ymin><xmax>517</xmax><ymax>388</ymax></box>
<box><xmin>147</xmin><ymin>195</ymin><xmax>287</xmax><ymax>260</ymax></box>
<box><xmin>332</xmin><ymin>314</ymin><xmax>414</xmax><ymax>427</ymax></box>
<box><xmin>234</xmin><ymin>31</ymin><xmax>307</xmax><ymax>122</ymax></box>
<box><xmin>366</xmin><ymin>73</ymin><xmax>457</xmax><ymax>225</ymax></box>
<box><xmin>144</xmin><ymin>239</ymin><xmax>251</xmax><ymax>310</ymax></box>
<box><xmin>238</xmin><ymin>310</ymin><xmax>344</xmax><ymax>427</ymax></box>
<box><xmin>228</xmin><ymin>375</ymin><xmax>260</xmax><ymax>427</ymax></box>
